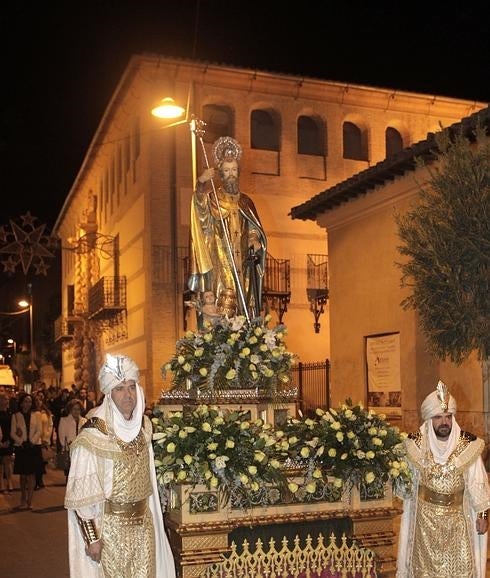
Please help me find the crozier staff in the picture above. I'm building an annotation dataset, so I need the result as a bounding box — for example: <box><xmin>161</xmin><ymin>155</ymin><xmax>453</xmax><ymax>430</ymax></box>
<box><xmin>64</xmin><ymin>354</ymin><xmax>176</xmax><ymax>578</ymax></box>
<box><xmin>396</xmin><ymin>380</ymin><xmax>490</xmax><ymax>577</ymax></box>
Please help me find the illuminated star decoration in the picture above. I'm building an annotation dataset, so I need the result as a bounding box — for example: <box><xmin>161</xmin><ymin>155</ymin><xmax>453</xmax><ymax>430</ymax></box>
<box><xmin>0</xmin><ymin>212</ymin><xmax>56</xmax><ymax>275</ymax></box>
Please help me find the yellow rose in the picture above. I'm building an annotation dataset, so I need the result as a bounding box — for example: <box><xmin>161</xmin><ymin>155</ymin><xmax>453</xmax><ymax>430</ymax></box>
<box><xmin>328</xmin><ymin>448</ymin><xmax>337</xmax><ymax>457</ymax></box>
<box><xmin>288</xmin><ymin>482</ymin><xmax>299</xmax><ymax>493</ymax></box>
<box><xmin>366</xmin><ymin>451</ymin><xmax>375</xmax><ymax>459</ymax></box>
<box><xmin>166</xmin><ymin>442</ymin><xmax>176</xmax><ymax>453</ymax></box>
<box><xmin>194</xmin><ymin>347</ymin><xmax>204</xmax><ymax>357</ymax></box>
<box><xmin>225</xmin><ymin>368</ymin><xmax>237</xmax><ymax>380</ymax></box>
<box><xmin>254</xmin><ymin>450</ymin><xmax>266</xmax><ymax>463</ymax></box>
<box><xmin>210</xmin><ymin>476</ymin><xmax>219</xmax><ymax>488</ymax></box>
<box><xmin>239</xmin><ymin>473</ymin><xmax>249</xmax><ymax>485</ymax></box>
<box><xmin>248</xmin><ymin>465</ymin><xmax>257</xmax><ymax>475</ymax></box>
<box><xmin>202</xmin><ymin>422</ymin><xmax>212</xmax><ymax>432</ymax></box>
<box><xmin>183</xmin><ymin>454</ymin><xmax>193</xmax><ymax>465</ymax></box>
<box><xmin>199</xmin><ymin>367</ymin><xmax>208</xmax><ymax>377</ymax></box>
<box><xmin>177</xmin><ymin>470</ymin><xmax>187</xmax><ymax>481</ymax></box>
<box><xmin>305</xmin><ymin>482</ymin><xmax>316</xmax><ymax>494</ymax></box>
<box><xmin>365</xmin><ymin>471</ymin><xmax>375</xmax><ymax>484</ymax></box>
<box><xmin>333</xmin><ymin>478</ymin><xmax>343</xmax><ymax>488</ymax></box>
<box><xmin>300</xmin><ymin>446</ymin><xmax>311</xmax><ymax>458</ymax></box>
<box><xmin>225</xmin><ymin>439</ymin><xmax>235</xmax><ymax>449</ymax></box>
<box><xmin>178</xmin><ymin>429</ymin><xmax>188</xmax><ymax>439</ymax></box>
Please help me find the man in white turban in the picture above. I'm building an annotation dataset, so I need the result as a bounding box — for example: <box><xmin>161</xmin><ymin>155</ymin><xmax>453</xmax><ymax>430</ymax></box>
<box><xmin>64</xmin><ymin>354</ymin><xmax>176</xmax><ymax>578</ymax></box>
<box><xmin>396</xmin><ymin>380</ymin><xmax>490</xmax><ymax>578</ymax></box>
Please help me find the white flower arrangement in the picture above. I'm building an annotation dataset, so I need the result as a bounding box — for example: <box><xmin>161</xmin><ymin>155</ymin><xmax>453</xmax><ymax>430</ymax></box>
<box><xmin>282</xmin><ymin>401</ymin><xmax>412</xmax><ymax>497</ymax></box>
<box><xmin>161</xmin><ymin>314</ymin><xmax>297</xmax><ymax>395</ymax></box>
<box><xmin>152</xmin><ymin>401</ymin><xmax>412</xmax><ymax>507</ymax></box>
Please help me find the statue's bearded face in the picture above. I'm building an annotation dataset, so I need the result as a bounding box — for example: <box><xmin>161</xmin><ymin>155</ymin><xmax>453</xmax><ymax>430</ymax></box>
<box><xmin>220</xmin><ymin>159</ymin><xmax>239</xmax><ymax>195</ymax></box>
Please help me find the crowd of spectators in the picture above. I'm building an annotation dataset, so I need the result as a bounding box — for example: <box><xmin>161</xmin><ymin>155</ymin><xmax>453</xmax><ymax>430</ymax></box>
<box><xmin>0</xmin><ymin>381</ymin><xmax>102</xmax><ymax>509</ymax></box>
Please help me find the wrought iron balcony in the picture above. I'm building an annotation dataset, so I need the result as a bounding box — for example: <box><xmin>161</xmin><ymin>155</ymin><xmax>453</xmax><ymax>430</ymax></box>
<box><xmin>54</xmin><ymin>315</ymin><xmax>77</xmax><ymax>342</ymax></box>
<box><xmin>306</xmin><ymin>254</ymin><xmax>329</xmax><ymax>333</ymax></box>
<box><xmin>262</xmin><ymin>253</ymin><xmax>291</xmax><ymax>323</ymax></box>
<box><xmin>88</xmin><ymin>276</ymin><xmax>127</xmax><ymax>320</ymax></box>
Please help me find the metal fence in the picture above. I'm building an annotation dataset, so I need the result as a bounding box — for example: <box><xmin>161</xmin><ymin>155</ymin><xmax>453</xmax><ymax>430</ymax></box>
<box><xmin>291</xmin><ymin>359</ymin><xmax>330</xmax><ymax>415</ymax></box>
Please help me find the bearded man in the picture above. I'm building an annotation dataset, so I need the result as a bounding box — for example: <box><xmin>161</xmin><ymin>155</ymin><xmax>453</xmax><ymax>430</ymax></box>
<box><xmin>396</xmin><ymin>381</ymin><xmax>490</xmax><ymax>577</ymax></box>
<box><xmin>64</xmin><ymin>354</ymin><xmax>176</xmax><ymax>578</ymax></box>
<box><xmin>188</xmin><ymin>136</ymin><xmax>267</xmax><ymax>321</ymax></box>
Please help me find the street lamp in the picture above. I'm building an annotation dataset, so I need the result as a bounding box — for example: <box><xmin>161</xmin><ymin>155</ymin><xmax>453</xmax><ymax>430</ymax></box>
<box><xmin>7</xmin><ymin>338</ymin><xmax>16</xmax><ymax>356</ymax></box>
<box><xmin>18</xmin><ymin>298</ymin><xmax>36</xmax><ymax>373</ymax></box>
<box><xmin>6</xmin><ymin>338</ymin><xmax>16</xmax><ymax>368</ymax></box>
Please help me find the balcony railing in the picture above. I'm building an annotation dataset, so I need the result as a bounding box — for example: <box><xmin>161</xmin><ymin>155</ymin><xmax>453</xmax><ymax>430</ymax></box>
<box><xmin>88</xmin><ymin>276</ymin><xmax>127</xmax><ymax>320</ymax></box>
<box><xmin>262</xmin><ymin>252</ymin><xmax>291</xmax><ymax>323</ymax></box>
<box><xmin>54</xmin><ymin>315</ymin><xmax>77</xmax><ymax>342</ymax></box>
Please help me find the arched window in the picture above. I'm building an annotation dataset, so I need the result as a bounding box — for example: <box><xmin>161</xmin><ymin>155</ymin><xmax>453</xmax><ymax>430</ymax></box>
<box><xmin>202</xmin><ymin>104</ymin><xmax>234</xmax><ymax>144</ymax></box>
<box><xmin>297</xmin><ymin>116</ymin><xmax>326</xmax><ymax>156</ymax></box>
<box><xmin>251</xmin><ymin>109</ymin><xmax>280</xmax><ymax>151</ymax></box>
<box><xmin>385</xmin><ymin>127</ymin><xmax>404</xmax><ymax>158</ymax></box>
<box><xmin>343</xmin><ymin>121</ymin><xmax>367</xmax><ymax>161</ymax></box>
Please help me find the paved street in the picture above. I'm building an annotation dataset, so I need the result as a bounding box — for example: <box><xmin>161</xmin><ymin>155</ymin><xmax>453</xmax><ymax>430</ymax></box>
<box><xmin>0</xmin><ymin>463</ymin><xmax>69</xmax><ymax>578</ymax></box>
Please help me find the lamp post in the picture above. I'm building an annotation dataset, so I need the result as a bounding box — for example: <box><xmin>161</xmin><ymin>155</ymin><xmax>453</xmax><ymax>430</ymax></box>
<box><xmin>151</xmin><ymin>90</ymin><xmax>201</xmax><ymax>336</ymax></box>
<box><xmin>7</xmin><ymin>338</ymin><xmax>16</xmax><ymax>356</ymax></box>
<box><xmin>7</xmin><ymin>338</ymin><xmax>16</xmax><ymax>368</ymax></box>
<box><xmin>18</xmin><ymin>297</ymin><xmax>36</xmax><ymax>375</ymax></box>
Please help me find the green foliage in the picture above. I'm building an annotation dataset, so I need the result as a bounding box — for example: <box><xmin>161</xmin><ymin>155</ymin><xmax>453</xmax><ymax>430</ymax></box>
<box><xmin>396</xmin><ymin>123</ymin><xmax>490</xmax><ymax>363</ymax></box>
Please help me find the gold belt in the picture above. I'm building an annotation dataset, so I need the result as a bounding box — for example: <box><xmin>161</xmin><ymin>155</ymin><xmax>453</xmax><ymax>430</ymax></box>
<box><xmin>418</xmin><ymin>485</ymin><xmax>464</xmax><ymax>507</ymax></box>
<box><xmin>105</xmin><ymin>498</ymin><xmax>147</xmax><ymax>522</ymax></box>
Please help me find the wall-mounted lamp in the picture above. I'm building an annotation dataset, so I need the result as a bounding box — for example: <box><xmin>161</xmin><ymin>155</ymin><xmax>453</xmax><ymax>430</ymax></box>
<box><xmin>306</xmin><ymin>254</ymin><xmax>329</xmax><ymax>333</ymax></box>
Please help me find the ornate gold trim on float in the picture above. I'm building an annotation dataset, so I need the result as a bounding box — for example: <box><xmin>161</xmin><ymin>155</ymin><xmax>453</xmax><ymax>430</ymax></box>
<box><xmin>164</xmin><ymin>480</ymin><xmax>400</xmax><ymax>577</ymax></box>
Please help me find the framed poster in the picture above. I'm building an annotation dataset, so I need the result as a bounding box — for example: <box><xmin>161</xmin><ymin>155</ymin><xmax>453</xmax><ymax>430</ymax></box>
<box><xmin>365</xmin><ymin>332</ymin><xmax>401</xmax><ymax>415</ymax></box>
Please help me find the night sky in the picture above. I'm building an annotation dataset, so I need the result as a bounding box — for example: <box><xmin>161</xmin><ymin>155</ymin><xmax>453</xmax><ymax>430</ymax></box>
<box><xmin>1</xmin><ymin>1</ymin><xmax>489</xmax><ymax>230</ymax></box>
